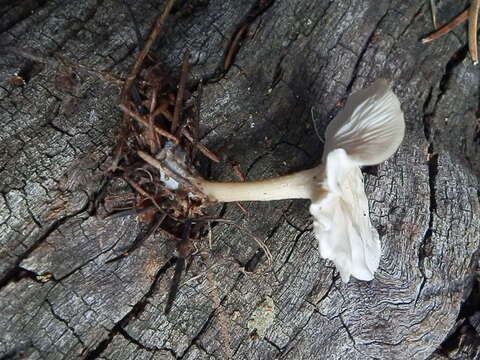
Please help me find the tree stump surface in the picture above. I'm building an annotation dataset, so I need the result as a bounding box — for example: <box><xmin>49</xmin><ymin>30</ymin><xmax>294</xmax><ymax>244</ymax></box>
<box><xmin>1</xmin><ymin>1</ymin><xmax>479</xmax><ymax>359</ymax></box>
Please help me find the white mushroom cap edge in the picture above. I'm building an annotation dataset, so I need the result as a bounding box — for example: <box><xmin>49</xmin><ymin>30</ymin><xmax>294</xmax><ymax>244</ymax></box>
<box><xmin>311</xmin><ymin>79</ymin><xmax>405</xmax><ymax>282</ymax></box>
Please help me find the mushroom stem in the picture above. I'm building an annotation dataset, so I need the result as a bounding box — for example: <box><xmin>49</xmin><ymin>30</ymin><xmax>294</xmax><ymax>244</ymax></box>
<box><xmin>196</xmin><ymin>166</ymin><xmax>324</xmax><ymax>202</ymax></box>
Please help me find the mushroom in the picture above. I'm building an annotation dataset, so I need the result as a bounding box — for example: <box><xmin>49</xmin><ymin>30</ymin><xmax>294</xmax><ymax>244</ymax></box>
<box><xmin>141</xmin><ymin>79</ymin><xmax>405</xmax><ymax>282</ymax></box>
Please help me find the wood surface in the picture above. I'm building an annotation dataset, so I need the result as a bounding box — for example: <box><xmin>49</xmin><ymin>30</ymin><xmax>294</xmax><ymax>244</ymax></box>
<box><xmin>0</xmin><ymin>1</ymin><xmax>479</xmax><ymax>359</ymax></box>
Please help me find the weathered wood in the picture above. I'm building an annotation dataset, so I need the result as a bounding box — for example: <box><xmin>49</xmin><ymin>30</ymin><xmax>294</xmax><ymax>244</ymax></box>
<box><xmin>1</xmin><ymin>0</ymin><xmax>479</xmax><ymax>359</ymax></box>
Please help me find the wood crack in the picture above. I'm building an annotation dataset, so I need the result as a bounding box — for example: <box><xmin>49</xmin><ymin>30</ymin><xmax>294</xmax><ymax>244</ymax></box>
<box><xmin>82</xmin><ymin>258</ymin><xmax>175</xmax><ymax>359</ymax></box>
<box><xmin>0</xmin><ymin>202</ymin><xmax>89</xmax><ymax>291</ymax></box>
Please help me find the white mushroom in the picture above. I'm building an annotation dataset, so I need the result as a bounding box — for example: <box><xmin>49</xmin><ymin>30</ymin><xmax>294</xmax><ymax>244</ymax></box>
<box><xmin>145</xmin><ymin>79</ymin><xmax>405</xmax><ymax>282</ymax></box>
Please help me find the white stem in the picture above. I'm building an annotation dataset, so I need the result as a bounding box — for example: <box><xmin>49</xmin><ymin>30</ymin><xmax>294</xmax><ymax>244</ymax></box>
<box><xmin>195</xmin><ymin>166</ymin><xmax>324</xmax><ymax>202</ymax></box>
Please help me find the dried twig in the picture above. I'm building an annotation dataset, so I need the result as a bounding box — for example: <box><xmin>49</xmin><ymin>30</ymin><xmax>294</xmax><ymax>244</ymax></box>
<box><xmin>230</xmin><ymin>162</ymin><xmax>246</xmax><ymax>181</ymax></box>
<box><xmin>469</xmin><ymin>0</ymin><xmax>480</xmax><ymax>64</ymax></box>
<box><xmin>119</xmin><ymin>104</ymin><xmax>179</xmax><ymax>143</ymax></box>
<box><xmin>191</xmin><ymin>81</ymin><xmax>203</xmax><ymax>159</ymax></box>
<box><xmin>430</xmin><ymin>0</ymin><xmax>438</xmax><ymax>29</ymax></box>
<box><xmin>181</xmin><ymin>128</ymin><xmax>220</xmax><ymax>163</ymax></box>
<box><xmin>172</xmin><ymin>52</ymin><xmax>191</xmax><ymax>134</ymax></box>
<box><xmin>421</xmin><ymin>9</ymin><xmax>469</xmax><ymax>43</ymax></box>
<box><xmin>224</xmin><ymin>24</ymin><xmax>249</xmax><ymax>71</ymax></box>
<box><xmin>222</xmin><ymin>0</ymin><xmax>274</xmax><ymax>72</ymax></box>
<box><xmin>148</xmin><ymin>88</ymin><xmax>160</xmax><ymax>154</ymax></box>
<box><xmin>111</xmin><ymin>0</ymin><xmax>176</xmax><ymax>173</ymax></box>
<box><xmin>182</xmin><ymin>262</ymin><xmax>222</xmax><ymax>284</ymax></box>
<box><xmin>310</xmin><ymin>106</ymin><xmax>325</xmax><ymax>144</ymax></box>
<box><xmin>240</xmin><ymin>225</ymin><xmax>273</xmax><ymax>266</ymax></box>
<box><xmin>235</xmin><ymin>202</ymin><xmax>250</xmax><ymax>216</ymax></box>
<box><xmin>215</xmin><ymin>221</ymin><xmax>274</xmax><ymax>266</ymax></box>
<box><xmin>106</xmin><ymin>205</ymin><xmax>155</xmax><ymax>219</ymax></box>
<box><xmin>121</xmin><ymin>0</ymin><xmax>177</xmax><ymax>100</ymax></box>
<box><xmin>421</xmin><ymin>3</ymin><xmax>480</xmax><ymax>54</ymax></box>
<box><xmin>2</xmin><ymin>47</ymin><xmax>124</xmax><ymax>86</ymax></box>
<box><xmin>105</xmin><ymin>213</ymin><xmax>166</xmax><ymax>263</ymax></box>
<box><xmin>124</xmin><ymin>176</ymin><xmax>164</xmax><ymax>213</ymax></box>
<box><xmin>152</xmin><ymin>103</ymin><xmax>174</xmax><ymax>121</ymax></box>
<box><xmin>186</xmin><ymin>216</ymin><xmax>273</xmax><ymax>266</ymax></box>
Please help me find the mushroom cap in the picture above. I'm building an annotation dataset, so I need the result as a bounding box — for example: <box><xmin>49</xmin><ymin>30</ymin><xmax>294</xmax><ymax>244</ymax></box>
<box><xmin>323</xmin><ymin>79</ymin><xmax>405</xmax><ymax>166</ymax></box>
<box><xmin>311</xmin><ymin>79</ymin><xmax>405</xmax><ymax>282</ymax></box>
<box><xmin>310</xmin><ymin>148</ymin><xmax>380</xmax><ymax>282</ymax></box>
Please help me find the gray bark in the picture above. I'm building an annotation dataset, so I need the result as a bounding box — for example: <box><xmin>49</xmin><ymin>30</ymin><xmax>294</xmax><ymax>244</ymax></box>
<box><xmin>1</xmin><ymin>0</ymin><xmax>479</xmax><ymax>359</ymax></box>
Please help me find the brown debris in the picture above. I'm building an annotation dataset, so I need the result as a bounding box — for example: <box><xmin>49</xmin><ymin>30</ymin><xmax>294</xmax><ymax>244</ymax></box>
<box><xmin>102</xmin><ymin>0</ymin><xmax>279</xmax><ymax>314</ymax></box>
<box><xmin>222</xmin><ymin>0</ymin><xmax>275</xmax><ymax>74</ymax></box>
<box><xmin>469</xmin><ymin>0</ymin><xmax>480</xmax><ymax>64</ymax></box>
<box><xmin>172</xmin><ymin>52</ymin><xmax>191</xmax><ymax>134</ymax></box>
<box><xmin>181</xmin><ymin>128</ymin><xmax>220</xmax><ymax>162</ymax></box>
<box><xmin>421</xmin><ymin>9</ymin><xmax>469</xmax><ymax>43</ymax></box>
<box><xmin>120</xmin><ymin>0</ymin><xmax>177</xmax><ymax>102</ymax></box>
<box><xmin>422</xmin><ymin>3</ymin><xmax>480</xmax><ymax>65</ymax></box>
<box><xmin>119</xmin><ymin>104</ymin><xmax>180</xmax><ymax>143</ymax></box>
<box><xmin>230</xmin><ymin>161</ymin><xmax>246</xmax><ymax>181</ymax></box>
<box><xmin>3</xmin><ymin>47</ymin><xmax>124</xmax><ymax>86</ymax></box>
<box><xmin>8</xmin><ymin>74</ymin><xmax>26</xmax><ymax>87</ymax></box>
<box><xmin>224</xmin><ymin>23</ymin><xmax>250</xmax><ymax>71</ymax></box>
<box><xmin>103</xmin><ymin>0</ymin><xmax>226</xmax><ymax>313</ymax></box>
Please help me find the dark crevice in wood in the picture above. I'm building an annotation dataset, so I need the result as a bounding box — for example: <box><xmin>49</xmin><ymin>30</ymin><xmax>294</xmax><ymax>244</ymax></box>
<box><xmin>0</xmin><ymin>204</ymin><xmax>88</xmax><ymax>291</ymax></box>
<box><xmin>178</xmin><ymin>295</ymin><xmax>227</xmax><ymax>359</ymax></box>
<box><xmin>310</xmin><ymin>272</ymin><xmax>337</xmax><ymax>305</ymax></box>
<box><xmin>417</xmin><ymin>105</ymin><xmax>439</xmax><ymax>305</ymax></box>
<box><xmin>45</xmin><ymin>299</ymin><xmax>86</xmax><ymax>348</ymax></box>
<box><xmin>119</xmin><ymin>258</ymin><xmax>175</xmax><ymax>326</ymax></box>
<box><xmin>200</xmin><ymin>0</ymin><xmax>276</xmax><ymax>84</ymax></box>
<box><xmin>0</xmin><ymin>0</ymin><xmax>49</xmax><ymax>33</ymax></box>
<box><xmin>344</xmin><ymin>8</ymin><xmax>390</xmax><ymax>95</ymax></box>
<box><xmin>416</xmin><ymin>167</ymin><xmax>436</xmax><ymax>303</ymax></box>
<box><xmin>264</xmin><ymin>336</ymin><xmax>282</xmax><ymax>353</ymax></box>
<box><xmin>184</xmin><ymin>341</ymin><xmax>213</xmax><ymax>358</ymax></box>
<box><xmin>83</xmin><ymin>336</ymin><xmax>111</xmax><ymax>360</ymax></box>
<box><xmin>283</xmin><ymin>228</ymin><xmax>308</xmax><ymax>265</ymax></box>
<box><xmin>415</xmin><ymin>38</ymin><xmax>469</xmax><ymax>306</ymax></box>
<box><xmin>422</xmin><ymin>86</ymin><xmax>435</xmax><ymax>137</ymax></box>
<box><xmin>117</xmin><ymin>326</ymin><xmax>177</xmax><ymax>357</ymax></box>
<box><xmin>244</xmin><ymin>214</ymin><xmax>285</xmax><ymax>272</ymax></box>
<box><xmin>0</xmin><ymin>267</ymin><xmax>43</xmax><ymax>286</ymax></box>
<box><xmin>82</xmin><ymin>258</ymin><xmax>175</xmax><ymax>359</ymax></box>
<box><xmin>104</xmin><ymin>213</ymin><xmax>166</xmax><ymax>264</ymax></box>
<box><xmin>434</xmin><ymin>277</ymin><xmax>480</xmax><ymax>357</ymax></box>
<box><xmin>164</xmin><ymin>256</ymin><xmax>185</xmax><ymax>315</ymax></box>
<box><xmin>244</xmin><ymin>249</ymin><xmax>265</xmax><ymax>273</ymax></box>
<box><xmin>338</xmin><ymin>314</ymin><xmax>356</xmax><ymax>346</ymax></box>
<box><xmin>439</xmin><ymin>45</ymin><xmax>469</xmax><ymax>94</ymax></box>
<box><xmin>426</xmin><ymin>152</ymin><xmax>439</xmax><ymax>216</ymax></box>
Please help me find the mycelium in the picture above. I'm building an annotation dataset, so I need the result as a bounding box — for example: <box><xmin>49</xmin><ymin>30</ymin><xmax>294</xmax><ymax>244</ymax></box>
<box><xmin>140</xmin><ymin>79</ymin><xmax>405</xmax><ymax>283</ymax></box>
